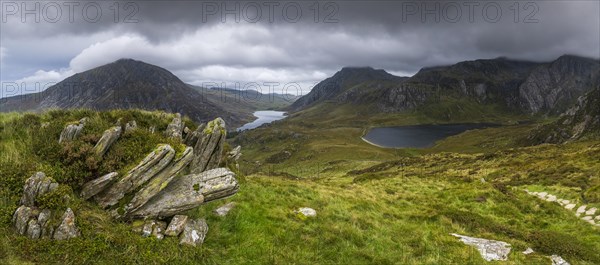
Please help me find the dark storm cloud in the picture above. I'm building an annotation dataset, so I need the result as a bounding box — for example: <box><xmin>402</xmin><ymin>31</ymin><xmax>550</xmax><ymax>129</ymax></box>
<box><xmin>1</xmin><ymin>0</ymin><xmax>599</xmax><ymax>96</ymax></box>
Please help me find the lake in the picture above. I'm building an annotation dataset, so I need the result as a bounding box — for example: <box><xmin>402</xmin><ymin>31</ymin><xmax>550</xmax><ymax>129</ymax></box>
<box><xmin>362</xmin><ymin>123</ymin><xmax>498</xmax><ymax>148</ymax></box>
<box><xmin>237</xmin><ymin>111</ymin><xmax>287</xmax><ymax>131</ymax></box>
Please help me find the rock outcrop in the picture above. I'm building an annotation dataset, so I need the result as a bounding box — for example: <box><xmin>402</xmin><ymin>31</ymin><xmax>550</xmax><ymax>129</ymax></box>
<box><xmin>190</xmin><ymin>118</ymin><xmax>226</xmax><ymax>174</ymax></box>
<box><xmin>165</xmin><ymin>113</ymin><xmax>184</xmax><ymax>139</ymax></box>
<box><xmin>80</xmin><ymin>172</ymin><xmax>118</xmax><ymax>200</ymax></box>
<box><xmin>12</xmin><ymin>172</ymin><xmax>80</xmax><ymax>240</ymax></box>
<box><xmin>127</xmin><ymin>168</ymin><xmax>239</xmax><ymax>219</ymax></box>
<box><xmin>94</xmin><ymin>144</ymin><xmax>175</xmax><ymax>208</ymax></box>
<box><xmin>58</xmin><ymin>118</ymin><xmax>88</xmax><ymax>143</ymax></box>
<box><xmin>93</xmin><ymin>126</ymin><xmax>123</xmax><ymax>157</ymax></box>
<box><xmin>451</xmin><ymin>234</ymin><xmax>511</xmax><ymax>261</ymax></box>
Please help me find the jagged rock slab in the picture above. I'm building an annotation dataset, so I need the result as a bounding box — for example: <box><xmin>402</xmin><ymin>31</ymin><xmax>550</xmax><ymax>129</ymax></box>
<box><xmin>165</xmin><ymin>113</ymin><xmax>184</xmax><ymax>139</ymax></box>
<box><xmin>190</xmin><ymin>118</ymin><xmax>226</xmax><ymax>174</ymax></box>
<box><xmin>53</xmin><ymin>208</ymin><xmax>80</xmax><ymax>240</ymax></box>
<box><xmin>95</xmin><ymin>145</ymin><xmax>175</xmax><ymax>208</ymax></box>
<box><xmin>80</xmin><ymin>172</ymin><xmax>118</xmax><ymax>200</ymax></box>
<box><xmin>179</xmin><ymin>218</ymin><xmax>208</xmax><ymax>247</ymax></box>
<box><xmin>165</xmin><ymin>215</ymin><xmax>188</xmax><ymax>237</ymax></box>
<box><xmin>20</xmin><ymin>172</ymin><xmax>58</xmax><ymax>207</ymax></box>
<box><xmin>129</xmin><ymin>168</ymin><xmax>239</xmax><ymax>219</ymax></box>
<box><xmin>26</xmin><ymin>219</ymin><xmax>41</xmax><ymax>239</ymax></box>
<box><xmin>58</xmin><ymin>118</ymin><xmax>87</xmax><ymax>143</ymax></box>
<box><xmin>451</xmin><ymin>233</ymin><xmax>511</xmax><ymax>261</ymax></box>
<box><xmin>93</xmin><ymin>126</ymin><xmax>122</xmax><ymax>157</ymax></box>
<box><xmin>214</xmin><ymin>202</ymin><xmax>236</xmax><ymax>217</ymax></box>
<box><xmin>124</xmin><ymin>147</ymin><xmax>194</xmax><ymax>216</ymax></box>
<box><xmin>183</xmin><ymin>123</ymin><xmax>204</xmax><ymax>146</ymax></box>
<box><xmin>12</xmin><ymin>205</ymin><xmax>33</xmax><ymax>235</ymax></box>
<box><xmin>37</xmin><ymin>208</ymin><xmax>53</xmax><ymax>238</ymax></box>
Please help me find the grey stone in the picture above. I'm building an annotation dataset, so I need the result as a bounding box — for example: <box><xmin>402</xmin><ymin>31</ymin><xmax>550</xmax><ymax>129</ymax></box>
<box><xmin>80</xmin><ymin>172</ymin><xmax>118</xmax><ymax>200</ymax></box>
<box><xmin>295</xmin><ymin>207</ymin><xmax>317</xmax><ymax>218</ymax></box>
<box><xmin>95</xmin><ymin>144</ymin><xmax>175</xmax><ymax>208</ymax></box>
<box><xmin>550</xmin><ymin>255</ymin><xmax>570</xmax><ymax>265</ymax></box>
<box><xmin>451</xmin><ymin>233</ymin><xmax>511</xmax><ymax>261</ymax></box>
<box><xmin>129</xmin><ymin>168</ymin><xmax>239</xmax><ymax>219</ymax></box>
<box><xmin>123</xmin><ymin>147</ymin><xmax>193</xmax><ymax>217</ymax></box>
<box><xmin>93</xmin><ymin>126</ymin><xmax>122</xmax><ymax>157</ymax></box>
<box><xmin>142</xmin><ymin>220</ymin><xmax>156</xmax><ymax>237</ymax></box>
<box><xmin>183</xmin><ymin>123</ymin><xmax>204</xmax><ymax>146</ymax></box>
<box><xmin>179</xmin><ymin>219</ymin><xmax>208</xmax><ymax>247</ymax></box>
<box><xmin>165</xmin><ymin>215</ymin><xmax>188</xmax><ymax>237</ymax></box>
<box><xmin>53</xmin><ymin>208</ymin><xmax>80</xmax><ymax>240</ymax></box>
<box><xmin>58</xmin><ymin>118</ymin><xmax>87</xmax><ymax>143</ymax></box>
<box><xmin>26</xmin><ymin>219</ymin><xmax>41</xmax><ymax>239</ymax></box>
<box><xmin>20</xmin><ymin>172</ymin><xmax>58</xmax><ymax>207</ymax></box>
<box><xmin>125</xmin><ymin>120</ymin><xmax>138</xmax><ymax>132</ymax></box>
<box><xmin>165</xmin><ymin>113</ymin><xmax>184</xmax><ymax>139</ymax></box>
<box><xmin>12</xmin><ymin>205</ymin><xmax>33</xmax><ymax>235</ymax></box>
<box><xmin>565</xmin><ymin>204</ymin><xmax>576</xmax><ymax>210</ymax></box>
<box><xmin>190</xmin><ymin>118</ymin><xmax>226</xmax><ymax>174</ymax></box>
<box><xmin>585</xmin><ymin>207</ymin><xmax>597</xmax><ymax>216</ymax></box>
<box><xmin>214</xmin><ymin>202</ymin><xmax>236</xmax><ymax>217</ymax></box>
<box><xmin>546</xmin><ymin>195</ymin><xmax>557</xmax><ymax>202</ymax></box>
<box><xmin>576</xmin><ymin>205</ymin><xmax>587</xmax><ymax>216</ymax></box>
<box><xmin>37</xmin><ymin>208</ymin><xmax>53</xmax><ymax>238</ymax></box>
<box><xmin>522</xmin><ymin>247</ymin><xmax>534</xmax><ymax>255</ymax></box>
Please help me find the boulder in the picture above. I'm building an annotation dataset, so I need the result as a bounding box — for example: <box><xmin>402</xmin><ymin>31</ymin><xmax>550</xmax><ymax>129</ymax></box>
<box><xmin>165</xmin><ymin>215</ymin><xmax>188</xmax><ymax>237</ymax></box>
<box><xmin>214</xmin><ymin>202</ymin><xmax>236</xmax><ymax>217</ymax></box>
<box><xmin>550</xmin><ymin>255</ymin><xmax>570</xmax><ymax>265</ymax></box>
<box><xmin>124</xmin><ymin>147</ymin><xmax>194</xmax><ymax>216</ymax></box>
<box><xmin>37</xmin><ymin>208</ymin><xmax>53</xmax><ymax>238</ymax></box>
<box><xmin>12</xmin><ymin>205</ymin><xmax>33</xmax><ymax>235</ymax></box>
<box><xmin>190</xmin><ymin>118</ymin><xmax>226</xmax><ymax>174</ymax></box>
<box><xmin>58</xmin><ymin>118</ymin><xmax>87</xmax><ymax>143</ymax></box>
<box><xmin>93</xmin><ymin>126</ymin><xmax>122</xmax><ymax>157</ymax></box>
<box><xmin>129</xmin><ymin>168</ymin><xmax>239</xmax><ymax>219</ymax></box>
<box><xmin>295</xmin><ymin>207</ymin><xmax>317</xmax><ymax>218</ymax></box>
<box><xmin>451</xmin><ymin>233</ymin><xmax>511</xmax><ymax>261</ymax></box>
<box><xmin>53</xmin><ymin>208</ymin><xmax>80</xmax><ymax>240</ymax></box>
<box><xmin>165</xmin><ymin>113</ymin><xmax>184</xmax><ymax>139</ymax></box>
<box><xmin>179</xmin><ymin>218</ymin><xmax>208</xmax><ymax>247</ymax></box>
<box><xmin>95</xmin><ymin>145</ymin><xmax>175</xmax><ymax>208</ymax></box>
<box><xmin>20</xmin><ymin>172</ymin><xmax>58</xmax><ymax>207</ymax></box>
<box><xmin>80</xmin><ymin>172</ymin><xmax>118</xmax><ymax>200</ymax></box>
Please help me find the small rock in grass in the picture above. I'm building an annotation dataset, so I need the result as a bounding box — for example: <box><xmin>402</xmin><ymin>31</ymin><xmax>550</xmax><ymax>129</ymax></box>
<box><xmin>179</xmin><ymin>218</ymin><xmax>208</xmax><ymax>247</ymax></box>
<box><xmin>450</xmin><ymin>233</ymin><xmax>511</xmax><ymax>261</ymax></box>
<box><xmin>576</xmin><ymin>205</ymin><xmax>587</xmax><ymax>215</ymax></box>
<box><xmin>142</xmin><ymin>220</ymin><xmax>156</xmax><ymax>237</ymax></box>
<box><xmin>565</xmin><ymin>204</ymin><xmax>576</xmax><ymax>210</ymax></box>
<box><xmin>522</xmin><ymin>247</ymin><xmax>534</xmax><ymax>255</ymax></box>
<box><xmin>165</xmin><ymin>215</ymin><xmax>188</xmax><ymax>237</ymax></box>
<box><xmin>550</xmin><ymin>255</ymin><xmax>570</xmax><ymax>265</ymax></box>
<box><xmin>585</xmin><ymin>207</ymin><xmax>597</xmax><ymax>216</ymax></box>
<box><xmin>295</xmin><ymin>207</ymin><xmax>317</xmax><ymax>218</ymax></box>
<box><xmin>546</xmin><ymin>195</ymin><xmax>557</xmax><ymax>202</ymax></box>
<box><xmin>214</xmin><ymin>202</ymin><xmax>236</xmax><ymax>217</ymax></box>
<box><xmin>152</xmin><ymin>221</ymin><xmax>167</xmax><ymax>240</ymax></box>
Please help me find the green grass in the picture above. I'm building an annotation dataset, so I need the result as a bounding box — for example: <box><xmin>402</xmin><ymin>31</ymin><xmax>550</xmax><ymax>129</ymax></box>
<box><xmin>1</xmin><ymin>109</ymin><xmax>600</xmax><ymax>264</ymax></box>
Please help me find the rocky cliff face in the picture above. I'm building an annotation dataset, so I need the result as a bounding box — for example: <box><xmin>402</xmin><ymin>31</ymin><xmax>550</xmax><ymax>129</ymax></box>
<box><xmin>289</xmin><ymin>56</ymin><xmax>599</xmax><ymax>117</ymax></box>
<box><xmin>0</xmin><ymin>59</ymin><xmax>246</xmax><ymax>127</ymax></box>
<box><xmin>528</xmin><ymin>84</ymin><xmax>600</xmax><ymax>144</ymax></box>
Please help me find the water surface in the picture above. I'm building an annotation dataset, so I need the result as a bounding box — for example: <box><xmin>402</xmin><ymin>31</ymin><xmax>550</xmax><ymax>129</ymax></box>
<box><xmin>362</xmin><ymin>123</ymin><xmax>498</xmax><ymax>148</ymax></box>
<box><xmin>237</xmin><ymin>111</ymin><xmax>286</xmax><ymax>131</ymax></box>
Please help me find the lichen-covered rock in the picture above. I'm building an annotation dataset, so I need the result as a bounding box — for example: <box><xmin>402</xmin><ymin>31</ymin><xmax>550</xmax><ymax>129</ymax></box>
<box><xmin>451</xmin><ymin>233</ymin><xmax>511</xmax><ymax>261</ymax></box>
<box><xmin>190</xmin><ymin>118</ymin><xmax>226</xmax><ymax>174</ymax></box>
<box><xmin>80</xmin><ymin>172</ymin><xmax>118</xmax><ymax>200</ymax></box>
<box><xmin>93</xmin><ymin>126</ymin><xmax>122</xmax><ymax>157</ymax></box>
<box><xmin>53</xmin><ymin>208</ymin><xmax>80</xmax><ymax>240</ymax></box>
<box><xmin>129</xmin><ymin>168</ymin><xmax>238</xmax><ymax>219</ymax></box>
<box><xmin>165</xmin><ymin>113</ymin><xmax>184</xmax><ymax>139</ymax></box>
<box><xmin>37</xmin><ymin>208</ymin><xmax>53</xmax><ymax>238</ymax></box>
<box><xmin>142</xmin><ymin>220</ymin><xmax>156</xmax><ymax>237</ymax></box>
<box><xmin>20</xmin><ymin>172</ymin><xmax>58</xmax><ymax>207</ymax></box>
<box><xmin>214</xmin><ymin>202</ymin><xmax>236</xmax><ymax>217</ymax></box>
<box><xmin>58</xmin><ymin>118</ymin><xmax>87</xmax><ymax>143</ymax></box>
<box><xmin>179</xmin><ymin>218</ymin><xmax>208</xmax><ymax>247</ymax></box>
<box><xmin>124</xmin><ymin>147</ymin><xmax>194</xmax><ymax>216</ymax></box>
<box><xmin>26</xmin><ymin>219</ymin><xmax>41</xmax><ymax>239</ymax></box>
<box><xmin>165</xmin><ymin>215</ymin><xmax>188</xmax><ymax>237</ymax></box>
<box><xmin>12</xmin><ymin>205</ymin><xmax>33</xmax><ymax>235</ymax></box>
<box><xmin>95</xmin><ymin>145</ymin><xmax>175</xmax><ymax>208</ymax></box>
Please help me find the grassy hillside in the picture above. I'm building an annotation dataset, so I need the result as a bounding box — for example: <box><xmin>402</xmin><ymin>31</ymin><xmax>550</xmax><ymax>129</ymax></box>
<box><xmin>1</xmin><ymin>110</ymin><xmax>599</xmax><ymax>264</ymax></box>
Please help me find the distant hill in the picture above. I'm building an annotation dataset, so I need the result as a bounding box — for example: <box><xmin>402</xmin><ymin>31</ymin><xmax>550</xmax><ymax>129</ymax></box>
<box><xmin>288</xmin><ymin>55</ymin><xmax>600</xmax><ymax>121</ymax></box>
<box><xmin>190</xmin><ymin>86</ymin><xmax>300</xmax><ymax>114</ymax></box>
<box><xmin>0</xmin><ymin>59</ymin><xmax>253</xmax><ymax>127</ymax></box>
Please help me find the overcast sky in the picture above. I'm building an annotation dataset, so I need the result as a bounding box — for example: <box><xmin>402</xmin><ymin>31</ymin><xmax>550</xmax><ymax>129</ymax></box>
<box><xmin>1</xmin><ymin>0</ymin><xmax>599</xmax><ymax>97</ymax></box>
